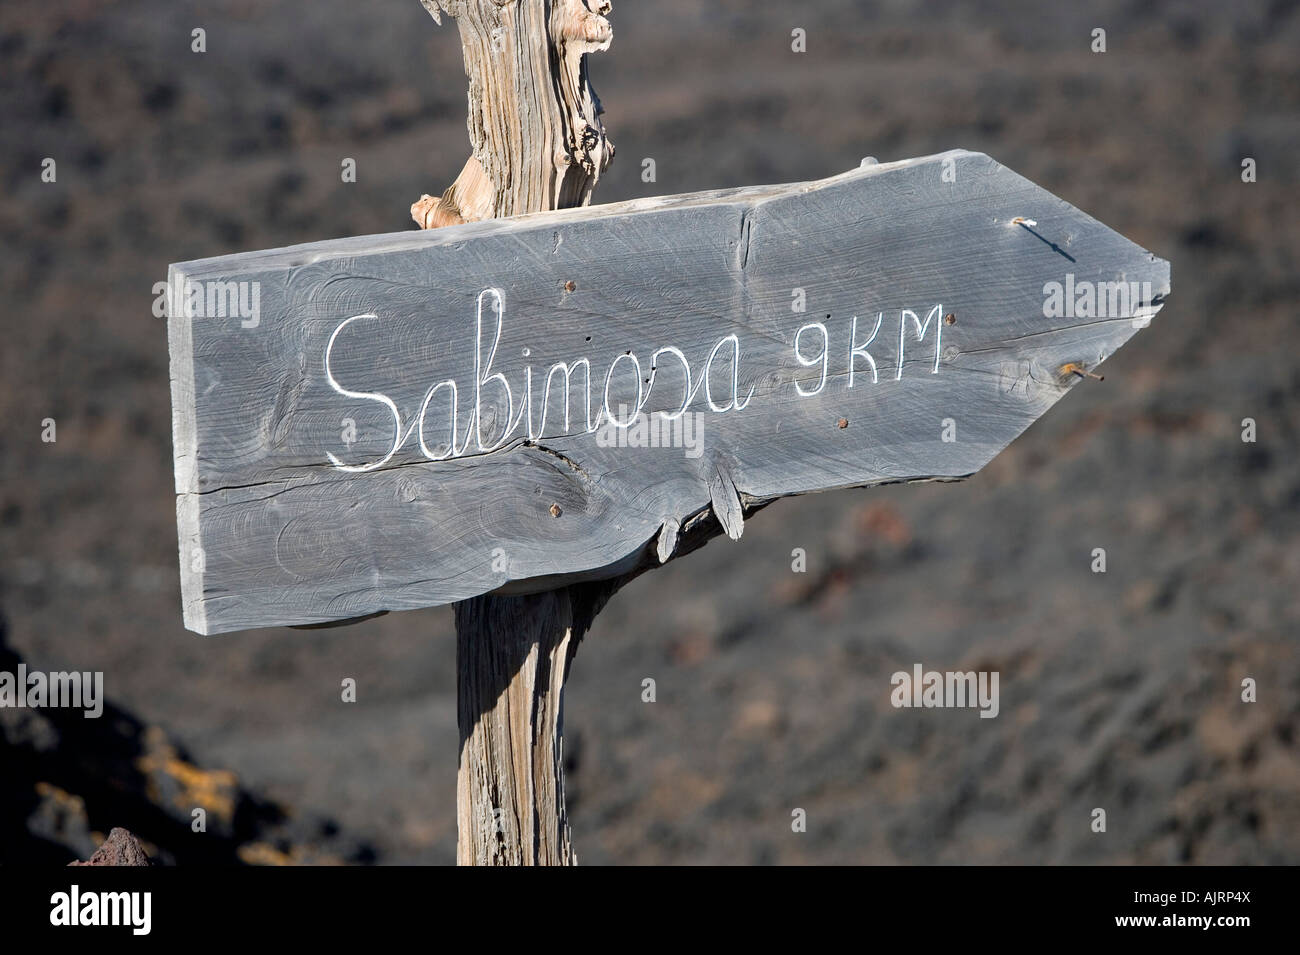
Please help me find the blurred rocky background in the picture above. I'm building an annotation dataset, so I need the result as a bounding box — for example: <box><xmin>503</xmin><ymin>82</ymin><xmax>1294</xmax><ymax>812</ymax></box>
<box><xmin>0</xmin><ymin>0</ymin><xmax>1296</xmax><ymax>863</ymax></box>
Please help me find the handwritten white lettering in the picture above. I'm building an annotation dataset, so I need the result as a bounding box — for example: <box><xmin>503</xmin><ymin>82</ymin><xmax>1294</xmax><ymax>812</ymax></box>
<box><xmin>324</xmin><ymin>290</ymin><xmax>945</xmax><ymax>470</ymax></box>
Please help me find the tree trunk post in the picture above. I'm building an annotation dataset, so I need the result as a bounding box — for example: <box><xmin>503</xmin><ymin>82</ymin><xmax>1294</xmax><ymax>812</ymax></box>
<box><xmin>454</xmin><ymin>590</ymin><xmax>578</xmax><ymax>865</ymax></box>
<box><xmin>414</xmin><ymin>0</ymin><xmax>614</xmax><ymax>866</ymax></box>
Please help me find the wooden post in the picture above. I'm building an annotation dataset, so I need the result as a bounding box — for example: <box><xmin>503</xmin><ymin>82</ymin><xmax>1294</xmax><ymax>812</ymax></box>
<box><xmin>453</xmin><ymin>586</ymin><xmax>609</xmax><ymax>865</ymax></box>
<box><xmin>453</xmin><ymin>592</ymin><xmax>576</xmax><ymax>865</ymax></box>
<box><xmin>414</xmin><ymin>0</ymin><xmax>614</xmax><ymax>866</ymax></box>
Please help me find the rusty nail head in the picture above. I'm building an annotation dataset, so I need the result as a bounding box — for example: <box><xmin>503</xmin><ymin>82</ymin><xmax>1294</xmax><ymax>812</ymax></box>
<box><xmin>1062</xmin><ymin>362</ymin><xmax>1105</xmax><ymax>381</ymax></box>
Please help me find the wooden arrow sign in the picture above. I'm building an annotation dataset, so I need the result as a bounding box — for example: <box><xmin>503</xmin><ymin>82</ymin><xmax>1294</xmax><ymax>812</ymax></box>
<box><xmin>166</xmin><ymin>149</ymin><xmax>1169</xmax><ymax>635</ymax></box>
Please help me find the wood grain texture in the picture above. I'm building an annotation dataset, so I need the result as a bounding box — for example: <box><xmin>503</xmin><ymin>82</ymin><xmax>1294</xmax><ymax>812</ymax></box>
<box><xmin>166</xmin><ymin>149</ymin><xmax>1170</xmax><ymax>634</ymax></box>
<box><xmin>454</xmin><ymin>590</ymin><xmax>576</xmax><ymax>865</ymax></box>
<box><xmin>411</xmin><ymin>0</ymin><xmax>613</xmax><ymax>229</ymax></box>
<box><xmin>417</xmin><ymin>0</ymin><xmax>617</xmax><ymax>868</ymax></box>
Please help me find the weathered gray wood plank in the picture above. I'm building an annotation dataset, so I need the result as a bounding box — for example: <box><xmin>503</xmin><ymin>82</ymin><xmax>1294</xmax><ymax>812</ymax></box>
<box><xmin>167</xmin><ymin>149</ymin><xmax>1169</xmax><ymax>634</ymax></box>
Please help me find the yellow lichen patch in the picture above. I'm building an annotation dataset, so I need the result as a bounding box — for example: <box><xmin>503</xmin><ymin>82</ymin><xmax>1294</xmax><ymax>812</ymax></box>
<box><xmin>135</xmin><ymin>726</ymin><xmax>238</xmax><ymax>821</ymax></box>
<box><xmin>237</xmin><ymin>842</ymin><xmax>346</xmax><ymax>866</ymax></box>
<box><xmin>35</xmin><ymin>781</ymin><xmax>88</xmax><ymax>817</ymax></box>
<box><xmin>237</xmin><ymin>842</ymin><xmax>294</xmax><ymax>866</ymax></box>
